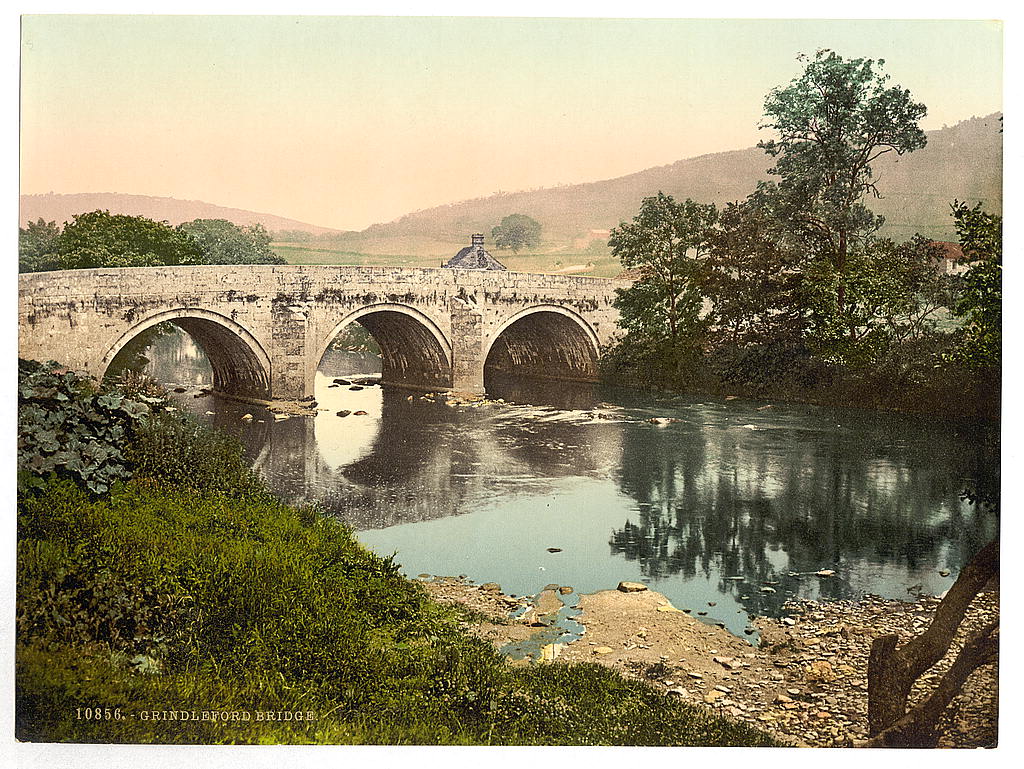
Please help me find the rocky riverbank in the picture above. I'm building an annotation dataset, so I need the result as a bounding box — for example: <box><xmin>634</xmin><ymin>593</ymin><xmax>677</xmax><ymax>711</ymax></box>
<box><xmin>416</xmin><ymin>576</ymin><xmax>998</xmax><ymax>748</ymax></box>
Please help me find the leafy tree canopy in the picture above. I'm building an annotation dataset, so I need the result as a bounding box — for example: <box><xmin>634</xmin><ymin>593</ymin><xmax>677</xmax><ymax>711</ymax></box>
<box><xmin>609</xmin><ymin>193</ymin><xmax>717</xmax><ymax>363</ymax></box>
<box><xmin>945</xmin><ymin>201</ymin><xmax>1001</xmax><ymax>370</ymax></box>
<box><xmin>19</xmin><ymin>218</ymin><xmax>62</xmax><ymax>273</ymax></box>
<box><xmin>177</xmin><ymin>219</ymin><xmax>285</xmax><ymax>265</ymax></box>
<box><xmin>707</xmin><ymin>200</ymin><xmax>807</xmax><ymax>344</ymax></box>
<box><xmin>757</xmin><ymin>50</ymin><xmax>928</xmax><ymax>315</ymax></box>
<box><xmin>491</xmin><ymin>214</ymin><xmax>542</xmax><ymax>253</ymax></box>
<box><xmin>19</xmin><ymin>212</ymin><xmax>291</xmax><ymax>272</ymax></box>
<box><xmin>804</xmin><ymin>235</ymin><xmax>952</xmax><ymax>365</ymax></box>
<box><xmin>51</xmin><ymin>210</ymin><xmax>205</xmax><ymax>271</ymax></box>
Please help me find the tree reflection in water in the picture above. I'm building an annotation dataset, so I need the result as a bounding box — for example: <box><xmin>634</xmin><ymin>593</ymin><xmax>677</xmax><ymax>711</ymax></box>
<box><xmin>609</xmin><ymin>408</ymin><xmax>997</xmax><ymax>616</ymax></box>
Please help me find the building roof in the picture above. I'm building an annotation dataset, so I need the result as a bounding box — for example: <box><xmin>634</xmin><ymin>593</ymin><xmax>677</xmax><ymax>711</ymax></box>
<box><xmin>443</xmin><ymin>234</ymin><xmax>506</xmax><ymax>270</ymax></box>
<box><xmin>930</xmin><ymin>241</ymin><xmax>966</xmax><ymax>263</ymax></box>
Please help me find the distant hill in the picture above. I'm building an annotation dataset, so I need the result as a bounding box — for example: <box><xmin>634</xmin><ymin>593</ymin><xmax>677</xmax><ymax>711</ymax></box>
<box><xmin>21</xmin><ymin>114</ymin><xmax>1001</xmax><ymax>257</ymax></box>
<box><xmin>340</xmin><ymin>113</ymin><xmax>1002</xmax><ymax>254</ymax></box>
<box><xmin>18</xmin><ymin>193</ymin><xmax>343</xmax><ymax>236</ymax></box>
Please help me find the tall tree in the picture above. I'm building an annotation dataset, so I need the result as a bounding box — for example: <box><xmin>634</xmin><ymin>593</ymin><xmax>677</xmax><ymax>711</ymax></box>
<box><xmin>757</xmin><ymin>50</ymin><xmax>927</xmax><ymax>327</ymax></box>
<box><xmin>177</xmin><ymin>219</ymin><xmax>285</xmax><ymax>265</ymax></box>
<box><xmin>52</xmin><ymin>210</ymin><xmax>204</xmax><ymax>270</ymax></box>
<box><xmin>491</xmin><ymin>214</ymin><xmax>542</xmax><ymax>253</ymax></box>
<box><xmin>844</xmin><ymin>236</ymin><xmax>952</xmax><ymax>352</ymax></box>
<box><xmin>608</xmin><ymin>194</ymin><xmax>717</xmax><ymax>382</ymax></box>
<box><xmin>702</xmin><ymin>200</ymin><xmax>814</xmax><ymax>388</ymax></box>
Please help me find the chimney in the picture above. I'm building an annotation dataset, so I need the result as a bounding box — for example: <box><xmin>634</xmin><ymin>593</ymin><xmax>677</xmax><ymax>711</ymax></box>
<box><xmin>471</xmin><ymin>233</ymin><xmax>485</xmax><ymax>248</ymax></box>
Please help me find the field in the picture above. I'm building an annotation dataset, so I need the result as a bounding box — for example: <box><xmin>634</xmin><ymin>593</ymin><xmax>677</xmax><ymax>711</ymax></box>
<box><xmin>272</xmin><ymin>240</ymin><xmax>624</xmax><ymax>277</ymax></box>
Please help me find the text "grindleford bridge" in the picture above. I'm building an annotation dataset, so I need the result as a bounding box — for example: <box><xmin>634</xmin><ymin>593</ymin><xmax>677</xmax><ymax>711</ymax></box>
<box><xmin>18</xmin><ymin>265</ymin><xmax>626</xmax><ymax>399</ymax></box>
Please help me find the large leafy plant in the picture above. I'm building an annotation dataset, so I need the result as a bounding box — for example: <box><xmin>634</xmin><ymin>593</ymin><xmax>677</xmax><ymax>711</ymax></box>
<box><xmin>17</xmin><ymin>359</ymin><xmax>155</xmax><ymax>495</ymax></box>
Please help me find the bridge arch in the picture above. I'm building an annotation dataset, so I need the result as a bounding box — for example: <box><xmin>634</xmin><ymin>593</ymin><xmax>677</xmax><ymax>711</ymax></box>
<box><xmin>101</xmin><ymin>308</ymin><xmax>272</xmax><ymax>398</ymax></box>
<box><xmin>483</xmin><ymin>304</ymin><xmax>600</xmax><ymax>387</ymax></box>
<box><xmin>316</xmin><ymin>303</ymin><xmax>453</xmax><ymax>390</ymax></box>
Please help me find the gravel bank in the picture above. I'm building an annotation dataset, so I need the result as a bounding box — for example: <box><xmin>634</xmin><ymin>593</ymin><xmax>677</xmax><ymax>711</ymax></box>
<box><xmin>417</xmin><ymin>575</ymin><xmax>997</xmax><ymax>748</ymax></box>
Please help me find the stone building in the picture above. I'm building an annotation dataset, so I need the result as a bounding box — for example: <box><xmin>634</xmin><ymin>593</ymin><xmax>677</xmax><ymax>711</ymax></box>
<box><xmin>930</xmin><ymin>241</ymin><xmax>970</xmax><ymax>275</ymax></box>
<box><xmin>442</xmin><ymin>234</ymin><xmax>506</xmax><ymax>270</ymax></box>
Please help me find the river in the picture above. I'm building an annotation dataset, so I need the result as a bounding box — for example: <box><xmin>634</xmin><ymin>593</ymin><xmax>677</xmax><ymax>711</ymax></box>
<box><xmin>126</xmin><ymin>325</ymin><xmax>998</xmax><ymax>640</ymax></box>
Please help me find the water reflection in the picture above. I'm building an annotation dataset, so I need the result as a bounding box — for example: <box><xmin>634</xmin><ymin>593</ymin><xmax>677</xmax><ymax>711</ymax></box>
<box><xmin>607</xmin><ymin>406</ymin><xmax>996</xmax><ymax>618</ymax></box>
<box><xmin>129</xmin><ymin>328</ymin><xmax>998</xmax><ymax>637</ymax></box>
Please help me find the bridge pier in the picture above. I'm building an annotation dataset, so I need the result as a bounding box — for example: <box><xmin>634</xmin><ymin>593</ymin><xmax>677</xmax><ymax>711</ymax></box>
<box><xmin>273</xmin><ymin>299</ymin><xmax>315</xmax><ymax>400</ymax></box>
<box><xmin>449</xmin><ymin>296</ymin><xmax>485</xmax><ymax>396</ymax></box>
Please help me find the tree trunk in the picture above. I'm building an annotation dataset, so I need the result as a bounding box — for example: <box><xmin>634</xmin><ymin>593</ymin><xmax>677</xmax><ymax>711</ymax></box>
<box><xmin>867</xmin><ymin>634</ymin><xmax>905</xmax><ymax>734</ymax></box>
<box><xmin>865</xmin><ymin>539</ymin><xmax>998</xmax><ymax>742</ymax></box>
<box><xmin>860</xmin><ymin>622</ymin><xmax>998</xmax><ymax>747</ymax></box>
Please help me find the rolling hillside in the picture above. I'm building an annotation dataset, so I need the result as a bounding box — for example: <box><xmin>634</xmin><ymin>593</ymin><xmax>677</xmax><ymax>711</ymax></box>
<box><xmin>18</xmin><ymin>192</ymin><xmax>343</xmax><ymax>236</ymax></box>
<box><xmin>20</xmin><ymin>113</ymin><xmax>1001</xmax><ymax>265</ymax></box>
<box><xmin>344</xmin><ymin>113</ymin><xmax>1002</xmax><ymax>253</ymax></box>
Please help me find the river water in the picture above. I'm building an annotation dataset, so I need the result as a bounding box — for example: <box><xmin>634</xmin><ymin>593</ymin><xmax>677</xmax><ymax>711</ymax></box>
<box><xmin>130</xmin><ymin>326</ymin><xmax>998</xmax><ymax>640</ymax></box>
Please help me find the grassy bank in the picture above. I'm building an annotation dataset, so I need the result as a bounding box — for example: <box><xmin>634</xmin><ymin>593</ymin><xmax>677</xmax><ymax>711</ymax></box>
<box><xmin>16</xmin><ymin>362</ymin><xmax>779</xmax><ymax>746</ymax></box>
<box><xmin>271</xmin><ymin>240</ymin><xmax>622</xmax><ymax>277</ymax></box>
<box><xmin>600</xmin><ymin>341</ymin><xmax>1000</xmax><ymax>421</ymax></box>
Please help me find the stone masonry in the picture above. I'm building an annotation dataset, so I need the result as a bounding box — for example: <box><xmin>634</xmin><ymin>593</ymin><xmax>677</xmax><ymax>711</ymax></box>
<box><xmin>18</xmin><ymin>265</ymin><xmax>627</xmax><ymax>399</ymax></box>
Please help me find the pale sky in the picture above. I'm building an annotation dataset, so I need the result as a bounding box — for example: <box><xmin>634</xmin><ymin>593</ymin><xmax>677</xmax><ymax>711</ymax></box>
<box><xmin>20</xmin><ymin>15</ymin><xmax>1003</xmax><ymax>231</ymax></box>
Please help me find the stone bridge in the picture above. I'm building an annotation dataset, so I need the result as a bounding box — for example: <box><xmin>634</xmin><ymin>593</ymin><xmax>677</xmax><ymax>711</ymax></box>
<box><xmin>18</xmin><ymin>265</ymin><xmax>627</xmax><ymax>399</ymax></box>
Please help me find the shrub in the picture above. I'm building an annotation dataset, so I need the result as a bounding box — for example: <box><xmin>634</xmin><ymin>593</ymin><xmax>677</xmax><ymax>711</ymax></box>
<box><xmin>708</xmin><ymin>337</ymin><xmax>832</xmax><ymax>393</ymax></box>
<box><xmin>17</xmin><ymin>359</ymin><xmax>153</xmax><ymax>495</ymax></box>
<box><xmin>126</xmin><ymin>410</ymin><xmax>271</xmax><ymax>502</ymax></box>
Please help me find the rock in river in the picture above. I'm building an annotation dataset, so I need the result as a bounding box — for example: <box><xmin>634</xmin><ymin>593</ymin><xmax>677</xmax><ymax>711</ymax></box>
<box><xmin>617</xmin><ymin>581</ymin><xmax>648</xmax><ymax>593</ymax></box>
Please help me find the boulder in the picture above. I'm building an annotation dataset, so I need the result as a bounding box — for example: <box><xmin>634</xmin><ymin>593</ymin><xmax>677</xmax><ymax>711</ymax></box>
<box><xmin>617</xmin><ymin>581</ymin><xmax>648</xmax><ymax>593</ymax></box>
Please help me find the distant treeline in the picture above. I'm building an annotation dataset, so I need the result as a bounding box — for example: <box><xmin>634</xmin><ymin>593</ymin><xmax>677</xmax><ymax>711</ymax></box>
<box><xmin>19</xmin><ymin>211</ymin><xmax>286</xmax><ymax>272</ymax></box>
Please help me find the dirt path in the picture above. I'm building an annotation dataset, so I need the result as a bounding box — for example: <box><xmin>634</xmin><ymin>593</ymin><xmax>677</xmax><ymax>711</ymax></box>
<box><xmin>417</xmin><ymin>576</ymin><xmax>998</xmax><ymax>748</ymax></box>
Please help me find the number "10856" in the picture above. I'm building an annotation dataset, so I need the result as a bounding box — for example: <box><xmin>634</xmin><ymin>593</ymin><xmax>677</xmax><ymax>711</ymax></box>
<box><xmin>76</xmin><ymin>707</ymin><xmax>124</xmax><ymax>720</ymax></box>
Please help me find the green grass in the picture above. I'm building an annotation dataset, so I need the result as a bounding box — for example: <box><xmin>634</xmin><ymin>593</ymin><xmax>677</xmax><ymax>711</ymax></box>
<box><xmin>271</xmin><ymin>243</ymin><xmax>443</xmax><ymax>268</ymax></box>
<box><xmin>16</xmin><ymin>400</ymin><xmax>780</xmax><ymax>746</ymax></box>
<box><xmin>272</xmin><ymin>240</ymin><xmax>624</xmax><ymax>277</ymax></box>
